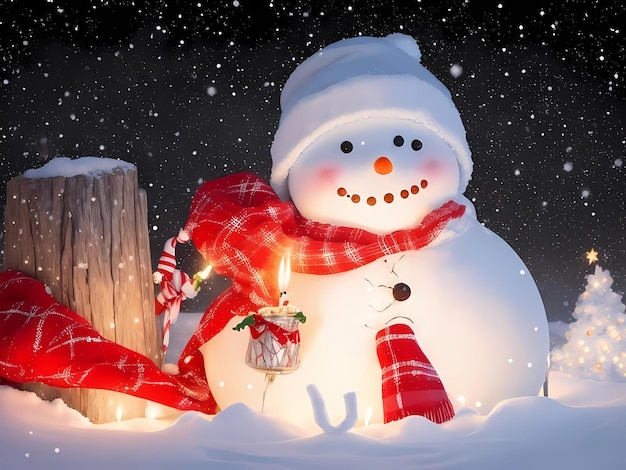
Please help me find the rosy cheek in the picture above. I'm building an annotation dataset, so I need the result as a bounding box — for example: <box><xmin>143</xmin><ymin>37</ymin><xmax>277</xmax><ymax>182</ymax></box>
<box><xmin>418</xmin><ymin>158</ymin><xmax>444</xmax><ymax>176</ymax></box>
<box><xmin>419</xmin><ymin>158</ymin><xmax>449</xmax><ymax>177</ymax></box>
<box><xmin>317</xmin><ymin>166</ymin><xmax>341</xmax><ymax>184</ymax></box>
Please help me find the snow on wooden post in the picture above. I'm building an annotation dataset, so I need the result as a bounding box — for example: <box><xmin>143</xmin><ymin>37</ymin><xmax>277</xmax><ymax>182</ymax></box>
<box><xmin>3</xmin><ymin>157</ymin><xmax>161</xmax><ymax>423</ymax></box>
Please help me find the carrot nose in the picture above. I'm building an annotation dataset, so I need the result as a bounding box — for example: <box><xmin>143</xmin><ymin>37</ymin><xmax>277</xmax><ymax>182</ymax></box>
<box><xmin>374</xmin><ymin>156</ymin><xmax>393</xmax><ymax>175</ymax></box>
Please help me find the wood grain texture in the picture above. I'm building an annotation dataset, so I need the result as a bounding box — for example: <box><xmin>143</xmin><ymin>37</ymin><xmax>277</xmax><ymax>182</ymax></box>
<box><xmin>3</xmin><ymin>166</ymin><xmax>161</xmax><ymax>423</ymax></box>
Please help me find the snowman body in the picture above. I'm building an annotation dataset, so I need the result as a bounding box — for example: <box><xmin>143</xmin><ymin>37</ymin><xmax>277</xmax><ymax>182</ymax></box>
<box><xmin>201</xmin><ymin>117</ymin><xmax>550</xmax><ymax>429</ymax></box>
<box><xmin>202</xmin><ymin>219</ymin><xmax>549</xmax><ymax>428</ymax></box>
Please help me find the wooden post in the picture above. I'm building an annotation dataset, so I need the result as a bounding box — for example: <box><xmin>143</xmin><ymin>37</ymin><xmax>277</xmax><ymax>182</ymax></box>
<box><xmin>3</xmin><ymin>161</ymin><xmax>161</xmax><ymax>423</ymax></box>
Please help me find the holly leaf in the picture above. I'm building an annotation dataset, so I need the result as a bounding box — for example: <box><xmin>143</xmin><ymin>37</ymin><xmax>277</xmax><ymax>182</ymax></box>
<box><xmin>233</xmin><ymin>315</ymin><xmax>256</xmax><ymax>331</ymax></box>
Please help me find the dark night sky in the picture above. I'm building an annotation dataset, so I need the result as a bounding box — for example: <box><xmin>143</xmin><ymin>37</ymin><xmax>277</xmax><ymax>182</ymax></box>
<box><xmin>0</xmin><ymin>0</ymin><xmax>624</xmax><ymax>322</ymax></box>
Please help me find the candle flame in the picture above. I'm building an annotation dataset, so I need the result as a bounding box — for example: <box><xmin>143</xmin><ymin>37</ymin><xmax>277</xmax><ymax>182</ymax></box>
<box><xmin>278</xmin><ymin>254</ymin><xmax>291</xmax><ymax>306</ymax></box>
<box><xmin>197</xmin><ymin>264</ymin><xmax>213</xmax><ymax>280</ymax></box>
<box><xmin>278</xmin><ymin>255</ymin><xmax>291</xmax><ymax>293</ymax></box>
<box><xmin>364</xmin><ymin>406</ymin><xmax>373</xmax><ymax>426</ymax></box>
<box><xmin>193</xmin><ymin>265</ymin><xmax>213</xmax><ymax>291</ymax></box>
<box><xmin>144</xmin><ymin>402</ymin><xmax>160</xmax><ymax>420</ymax></box>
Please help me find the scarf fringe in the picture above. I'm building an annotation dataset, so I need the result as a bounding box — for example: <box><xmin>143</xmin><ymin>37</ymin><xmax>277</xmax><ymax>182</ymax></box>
<box><xmin>385</xmin><ymin>398</ymin><xmax>456</xmax><ymax>424</ymax></box>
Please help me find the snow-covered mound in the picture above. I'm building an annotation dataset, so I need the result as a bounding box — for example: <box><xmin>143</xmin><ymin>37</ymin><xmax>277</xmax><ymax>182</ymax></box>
<box><xmin>1</xmin><ymin>370</ymin><xmax>625</xmax><ymax>469</ymax></box>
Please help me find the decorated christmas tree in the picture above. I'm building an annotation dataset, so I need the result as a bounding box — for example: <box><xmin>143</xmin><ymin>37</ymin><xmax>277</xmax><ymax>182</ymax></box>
<box><xmin>551</xmin><ymin>263</ymin><xmax>626</xmax><ymax>381</ymax></box>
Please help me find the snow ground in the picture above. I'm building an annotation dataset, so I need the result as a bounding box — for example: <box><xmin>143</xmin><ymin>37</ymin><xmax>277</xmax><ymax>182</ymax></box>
<box><xmin>1</xmin><ymin>320</ymin><xmax>625</xmax><ymax>469</ymax></box>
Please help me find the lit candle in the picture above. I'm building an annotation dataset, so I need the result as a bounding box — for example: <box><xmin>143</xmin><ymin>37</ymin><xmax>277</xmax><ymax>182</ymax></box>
<box><xmin>233</xmin><ymin>253</ymin><xmax>306</xmax><ymax>375</ymax></box>
<box><xmin>193</xmin><ymin>264</ymin><xmax>213</xmax><ymax>290</ymax></box>
<box><xmin>278</xmin><ymin>254</ymin><xmax>291</xmax><ymax>306</ymax></box>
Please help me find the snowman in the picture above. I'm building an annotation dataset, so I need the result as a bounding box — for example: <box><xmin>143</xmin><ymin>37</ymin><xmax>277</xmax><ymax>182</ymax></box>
<box><xmin>183</xmin><ymin>34</ymin><xmax>550</xmax><ymax>430</ymax></box>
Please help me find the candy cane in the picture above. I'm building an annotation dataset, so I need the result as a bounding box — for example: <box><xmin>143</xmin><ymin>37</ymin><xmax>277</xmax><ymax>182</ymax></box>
<box><xmin>162</xmin><ymin>310</ymin><xmax>171</xmax><ymax>353</ymax></box>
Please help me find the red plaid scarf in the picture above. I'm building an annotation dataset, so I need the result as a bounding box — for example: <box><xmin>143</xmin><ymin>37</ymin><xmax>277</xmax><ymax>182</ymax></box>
<box><xmin>376</xmin><ymin>324</ymin><xmax>455</xmax><ymax>424</ymax></box>
<box><xmin>0</xmin><ymin>270</ymin><xmax>215</xmax><ymax>412</ymax></box>
<box><xmin>0</xmin><ymin>172</ymin><xmax>465</xmax><ymax>416</ymax></box>
<box><xmin>179</xmin><ymin>172</ymin><xmax>465</xmax><ymax>374</ymax></box>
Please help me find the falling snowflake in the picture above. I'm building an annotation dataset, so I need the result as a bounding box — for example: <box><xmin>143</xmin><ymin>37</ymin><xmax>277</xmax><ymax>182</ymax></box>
<box><xmin>450</xmin><ymin>64</ymin><xmax>463</xmax><ymax>78</ymax></box>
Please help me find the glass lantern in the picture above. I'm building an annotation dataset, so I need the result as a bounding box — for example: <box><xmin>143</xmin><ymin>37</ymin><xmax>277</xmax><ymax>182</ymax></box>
<box><xmin>244</xmin><ymin>305</ymin><xmax>304</xmax><ymax>374</ymax></box>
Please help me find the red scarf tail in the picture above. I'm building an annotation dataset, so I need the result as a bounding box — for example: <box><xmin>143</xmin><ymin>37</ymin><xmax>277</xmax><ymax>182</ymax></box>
<box><xmin>376</xmin><ymin>323</ymin><xmax>455</xmax><ymax>424</ymax></box>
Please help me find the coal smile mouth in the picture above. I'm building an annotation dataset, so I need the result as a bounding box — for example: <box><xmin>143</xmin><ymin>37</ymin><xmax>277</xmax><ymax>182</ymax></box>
<box><xmin>337</xmin><ymin>179</ymin><xmax>428</xmax><ymax>206</ymax></box>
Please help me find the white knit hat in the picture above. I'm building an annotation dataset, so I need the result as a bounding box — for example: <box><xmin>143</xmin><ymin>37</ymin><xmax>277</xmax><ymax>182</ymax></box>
<box><xmin>270</xmin><ymin>33</ymin><xmax>473</xmax><ymax>200</ymax></box>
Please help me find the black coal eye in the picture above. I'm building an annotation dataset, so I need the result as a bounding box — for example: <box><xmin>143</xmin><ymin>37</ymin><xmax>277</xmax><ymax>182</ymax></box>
<box><xmin>340</xmin><ymin>141</ymin><xmax>353</xmax><ymax>153</ymax></box>
<box><xmin>393</xmin><ymin>135</ymin><xmax>404</xmax><ymax>147</ymax></box>
<box><xmin>411</xmin><ymin>139</ymin><xmax>423</xmax><ymax>151</ymax></box>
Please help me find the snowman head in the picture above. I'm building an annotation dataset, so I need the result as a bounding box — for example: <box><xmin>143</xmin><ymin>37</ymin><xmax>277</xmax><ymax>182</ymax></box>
<box><xmin>270</xmin><ymin>34</ymin><xmax>473</xmax><ymax>232</ymax></box>
<box><xmin>287</xmin><ymin>118</ymin><xmax>460</xmax><ymax>233</ymax></box>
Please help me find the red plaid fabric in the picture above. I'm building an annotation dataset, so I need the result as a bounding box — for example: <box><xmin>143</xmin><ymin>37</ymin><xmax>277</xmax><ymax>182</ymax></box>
<box><xmin>179</xmin><ymin>172</ymin><xmax>465</xmax><ymax>372</ymax></box>
<box><xmin>0</xmin><ymin>270</ymin><xmax>216</xmax><ymax>413</ymax></box>
<box><xmin>0</xmin><ymin>172</ymin><xmax>464</xmax><ymax>417</ymax></box>
<box><xmin>249</xmin><ymin>314</ymin><xmax>301</xmax><ymax>345</ymax></box>
<box><xmin>376</xmin><ymin>324</ymin><xmax>455</xmax><ymax>424</ymax></box>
